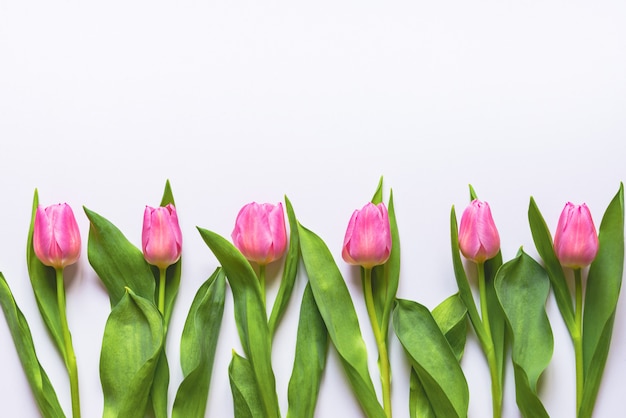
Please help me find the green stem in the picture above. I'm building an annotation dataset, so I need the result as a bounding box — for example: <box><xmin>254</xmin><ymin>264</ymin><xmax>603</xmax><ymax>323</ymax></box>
<box><xmin>477</xmin><ymin>262</ymin><xmax>502</xmax><ymax>418</ymax></box>
<box><xmin>158</xmin><ymin>267</ymin><xmax>166</xmax><ymax>315</ymax></box>
<box><xmin>364</xmin><ymin>267</ymin><xmax>392</xmax><ymax>418</ymax></box>
<box><xmin>259</xmin><ymin>264</ymin><xmax>267</xmax><ymax>308</ymax></box>
<box><xmin>56</xmin><ymin>268</ymin><xmax>81</xmax><ymax>418</ymax></box>
<box><xmin>574</xmin><ymin>268</ymin><xmax>584</xmax><ymax>416</ymax></box>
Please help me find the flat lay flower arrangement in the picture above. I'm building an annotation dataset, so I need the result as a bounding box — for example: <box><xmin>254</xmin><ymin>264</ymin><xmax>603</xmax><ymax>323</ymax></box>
<box><xmin>0</xmin><ymin>178</ymin><xmax>623</xmax><ymax>418</ymax></box>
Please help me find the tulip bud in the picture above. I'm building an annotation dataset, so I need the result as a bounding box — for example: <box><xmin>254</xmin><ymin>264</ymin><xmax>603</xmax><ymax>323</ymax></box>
<box><xmin>142</xmin><ymin>204</ymin><xmax>183</xmax><ymax>269</ymax></box>
<box><xmin>458</xmin><ymin>199</ymin><xmax>500</xmax><ymax>263</ymax></box>
<box><xmin>553</xmin><ymin>202</ymin><xmax>599</xmax><ymax>269</ymax></box>
<box><xmin>231</xmin><ymin>202</ymin><xmax>288</xmax><ymax>266</ymax></box>
<box><xmin>342</xmin><ymin>202</ymin><xmax>392</xmax><ymax>269</ymax></box>
<box><xmin>33</xmin><ymin>203</ymin><xmax>81</xmax><ymax>269</ymax></box>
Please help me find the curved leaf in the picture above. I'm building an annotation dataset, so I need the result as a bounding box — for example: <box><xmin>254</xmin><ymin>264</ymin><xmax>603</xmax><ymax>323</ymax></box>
<box><xmin>100</xmin><ymin>289</ymin><xmax>164</xmax><ymax>418</ymax></box>
<box><xmin>148</xmin><ymin>180</ymin><xmax>182</xmax><ymax>418</ymax></box>
<box><xmin>229</xmin><ymin>353</ymin><xmax>264</xmax><ymax>418</ymax></box>
<box><xmin>371</xmin><ymin>186</ymin><xmax>400</xmax><ymax>342</ymax></box>
<box><xmin>528</xmin><ymin>197</ymin><xmax>576</xmax><ymax>334</ymax></box>
<box><xmin>393</xmin><ymin>299</ymin><xmax>469</xmax><ymax>418</ymax></box>
<box><xmin>410</xmin><ymin>294</ymin><xmax>468</xmax><ymax>418</ymax></box>
<box><xmin>172</xmin><ymin>268</ymin><xmax>226</xmax><ymax>418</ymax></box>
<box><xmin>268</xmin><ymin>195</ymin><xmax>300</xmax><ymax>337</ymax></box>
<box><xmin>197</xmin><ymin>227</ymin><xmax>279</xmax><ymax>418</ymax></box>
<box><xmin>0</xmin><ymin>273</ymin><xmax>66</xmax><ymax>418</ymax></box>
<box><xmin>580</xmin><ymin>183</ymin><xmax>624</xmax><ymax>418</ymax></box>
<box><xmin>158</xmin><ymin>179</ymin><xmax>182</xmax><ymax>328</ymax></box>
<box><xmin>495</xmin><ymin>250</ymin><xmax>552</xmax><ymax>418</ymax></box>
<box><xmin>26</xmin><ymin>189</ymin><xmax>66</xmax><ymax>360</ymax></box>
<box><xmin>432</xmin><ymin>293</ymin><xmax>468</xmax><ymax>361</ymax></box>
<box><xmin>84</xmin><ymin>207</ymin><xmax>155</xmax><ymax>306</ymax></box>
<box><xmin>286</xmin><ymin>283</ymin><xmax>328</xmax><ymax>418</ymax></box>
<box><xmin>298</xmin><ymin>223</ymin><xmax>386</xmax><ymax>418</ymax></box>
<box><xmin>450</xmin><ymin>206</ymin><xmax>487</xmax><ymax>344</ymax></box>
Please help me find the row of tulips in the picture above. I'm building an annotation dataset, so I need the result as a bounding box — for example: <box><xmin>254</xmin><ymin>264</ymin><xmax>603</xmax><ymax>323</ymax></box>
<box><xmin>0</xmin><ymin>178</ymin><xmax>623</xmax><ymax>418</ymax></box>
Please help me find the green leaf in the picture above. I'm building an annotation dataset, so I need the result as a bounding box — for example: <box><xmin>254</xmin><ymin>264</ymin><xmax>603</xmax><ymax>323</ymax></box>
<box><xmin>286</xmin><ymin>283</ymin><xmax>328</xmax><ymax>418</ymax></box>
<box><xmin>298</xmin><ymin>223</ymin><xmax>386</xmax><ymax>418</ymax></box>
<box><xmin>393</xmin><ymin>299</ymin><xmax>469</xmax><ymax>418</ymax></box>
<box><xmin>0</xmin><ymin>273</ymin><xmax>66</xmax><ymax>418</ymax></box>
<box><xmin>268</xmin><ymin>195</ymin><xmax>300</xmax><ymax>337</ymax></box>
<box><xmin>229</xmin><ymin>353</ymin><xmax>265</xmax><ymax>418</ymax></box>
<box><xmin>432</xmin><ymin>294</ymin><xmax>468</xmax><ymax>362</ymax></box>
<box><xmin>580</xmin><ymin>183</ymin><xmax>624</xmax><ymax>418</ymax></box>
<box><xmin>495</xmin><ymin>250</ymin><xmax>552</xmax><ymax>418</ymax></box>
<box><xmin>528</xmin><ymin>197</ymin><xmax>576</xmax><ymax>335</ymax></box>
<box><xmin>100</xmin><ymin>288</ymin><xmax>164</xmax><ymax>418</ymax></box>
<box><xmin>157</xmin><ymin>179</ymin><xmax>182</xmax><ymax>328</ymax></box>
<box><xmin>410</xmin><ymin>294</ymin><xmax>468</xmax><ymax>418</ymax></box>
<box><xmin>449</xmin><ymin>206</ymin><xmax>487</xmax><ymax>344</ymax></box>
<box><xmin>172</xmin><ymin>268</ymin><xmax>227</xmax><ymax>418</ymax></box>
<box><xmin>484</xmin><ymin>252</ymin><xmax>506</xmax><ymax>387</ymax></box>
<box><xmin>409</xmin><ymin>369</ymin><xmax>435</xmax><ymax>418</ymax></box>
<box><xmin>26</xmin><ymin>189</ymin><xmax>66</xmax><ymax>361</ymax></box>
<box><xmin>196</xmin><ymin>227</ymin><xmax>280</xmax><ymax>418</ymax></box>
<box><xmin>371</xmin><ymin>187</ymin><xmax>400</xmax><ymax>343</ymax></box>
<box><xmin>466</xmin><ymin>185</ymin><xmax>506</xmax><ymax>379</ymax></box>
<box><xmin>84</xmin><ymin>207</ymin><xmax>155</xmax><ymax>306</ymax></box>
<box><xmin>148</xmin><ymin>180</ymin><xmax>182</xmax><ymax>418</ymax></box>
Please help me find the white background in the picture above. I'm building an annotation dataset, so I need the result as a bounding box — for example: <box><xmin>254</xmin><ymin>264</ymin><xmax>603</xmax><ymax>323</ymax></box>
<box><xmin>1</xmin><ymin>1</ymin><xmax>625</xmax><ymax>417</ymax></box>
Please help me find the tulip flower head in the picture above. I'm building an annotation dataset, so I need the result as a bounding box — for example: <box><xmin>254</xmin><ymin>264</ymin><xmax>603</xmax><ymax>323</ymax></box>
<box><xmin>33</xmin><ymin>203</ymin><xmax>82</xmax><ymax>269</ymax></box>
<box><xmin>342</xmin><ymin>202</ymin><xmax>392</xmax><ymax>269</ymax></box>
<box><xmin>554</xmin><ymin>202</ymin><xmax>599</xmax><ymax>269</ymax></box>
<box><xmin>458</xmin><ymin>199</ymin><xmax>500</xmax><ymax>263</ymax></box>
<box><xmin>142</xmin><ymin>204</ymin><xmax>183</xmax><ymax>269</ymax></box>
<box><xmin>231</xmin><ymin>202</ymin><xmax>288</xmax><ymax>266</ymax></box>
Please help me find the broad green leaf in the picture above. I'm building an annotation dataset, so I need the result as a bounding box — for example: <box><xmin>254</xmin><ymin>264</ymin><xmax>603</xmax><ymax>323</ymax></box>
<box><xmin>432</xmin><ymin>293</ymin><xmax>468</xmax><ymax>362</ymax></box>
<box><xmin>0</xmin><ymin>273</ymin><xmax>66</xmax><ymax>418</ymax></box>
<box><xmin>84</xmin><ymin>207</ymin><xmax>155</xmax><ymax>306</ymax></box>
<box><xmin>580</xmin><ymin>183</ymin><xmax>624</xmax><ymax>418</ymax></box>
<box><xmin>229</xmin><ymin>353</ymin><xmax>265</xmax><ymax>418</ymax></box>
<box><xmin>393</xmin><ymin>299</ymin><xmax>469</xmax><ymax>418</ymax></box>
<box><xmin>197</xmin><ymin>227</ymin><xmax>280</xmax><ymax>418</ymax></box>
<box><xmin>26</xmin><ymin>189</ymin><xmax>66</xmax><ymax>361</ymax></box>
<box><xmin>268</xmin><ymin>195</ymin><xmax>300</xmax><ymax>337</ymax></box>
<box><xmin>528</xmin><ymin>197</ymin><xmax>576</xmax><ymax>334</ymax></box>
<box><xmin>495</xmin><ymin>250</ymin><xmax>552</xmax><ymax>418</ymax></box>
<box><xmin>298</xmin><ymin>223</ymin><xmax>386</xmax><ymax>418</ymax></box>
<box><xmin>286</xmin><ymin>283</ymin><xmax>328</xmax><ymax>418</ymax></box>
<box><xmin>100</xmin><ymin>288</ymin><xmax>164</xmax><ymax>418</ymax></box>
<box><xmin>410</xmin><ymin>294</ymin><xmax>468</xmax><ymax>417</ymax></box>
<box><xmin>172</xmin><ymin>268</ymin><xmax>226</xmax><ymax>418</ymax></box>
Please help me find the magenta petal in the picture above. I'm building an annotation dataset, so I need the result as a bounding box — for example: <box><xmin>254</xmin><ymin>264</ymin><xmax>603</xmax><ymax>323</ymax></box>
<box><xmin>232</xmin><ymin>201</ymin><xmax>288</xmax><ymax>265</ymax></box>
<box><xmin>33</xmin><ymin>203</ymin><xmax>81</xmax><ymax>269</ymax></box>
<box><xmin>554</xmin><ymin>202</ymin><xmax>598</xmax><ymax>268</ymax></box>
<box><xmin>458</xmin><ymin>200</ymin><xmax>500</xmax><ymax>263</ymax></box>
<box><xmin>341</xmin><ymin>202</ymin><xmax>391</xmax><ymax>269</ymax></box>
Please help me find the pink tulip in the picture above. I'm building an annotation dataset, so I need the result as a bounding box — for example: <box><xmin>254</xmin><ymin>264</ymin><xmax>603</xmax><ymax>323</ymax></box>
<box><xmin>33</xmin><ymin>203</ymin><xmax>81</xmax><ymax>269</ymax></box>
<box><xmin>554</xmin><ymin>202</ymin><xmax>599</xmax><ymax>268</ymax></box>
<box><xmin>342</xmin><ymin>202</ymin><xmax>392</xmax><ymax>269</ymax></box>
<box><xmin>458</xmin><ymin>199</ymin><xmax>500</xmax><ymax>263</ymax></box>
<box><xmin>142</xmin><ymin>204</ymin><xmax>183</xmax><ymax>269</ymax></box>
<box><xmin>231</xmin><ymin>202</ymin><xmax>288</xmax><ymax>265</ymax></box>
